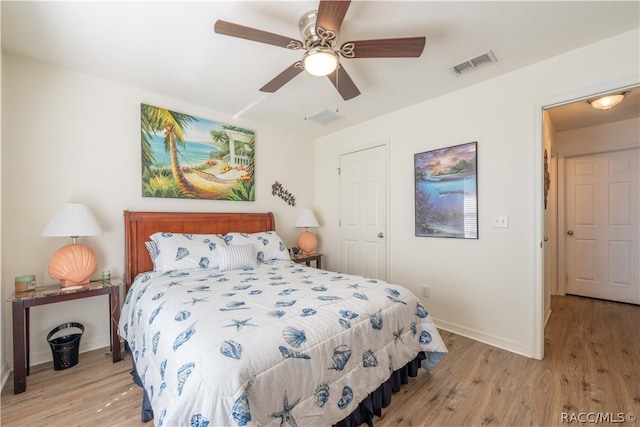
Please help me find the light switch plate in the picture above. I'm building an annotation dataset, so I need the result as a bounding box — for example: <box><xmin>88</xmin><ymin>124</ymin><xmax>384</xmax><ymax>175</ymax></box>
<box><xmin>492</xmin><ymin>215</ymin><xmax>509</xmax><ymax>228</ymax></box>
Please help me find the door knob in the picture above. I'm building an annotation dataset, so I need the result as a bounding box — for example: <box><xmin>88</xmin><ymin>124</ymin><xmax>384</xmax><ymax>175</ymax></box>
<box><xmin>567</xmin><ymin>230</ymin><xmax>574</xmax><ymax>236</ymax></box>
<box><xmin>377</xmin><ymin>232</ymin><xmax>384</xmax><ymax>238</ymax></box>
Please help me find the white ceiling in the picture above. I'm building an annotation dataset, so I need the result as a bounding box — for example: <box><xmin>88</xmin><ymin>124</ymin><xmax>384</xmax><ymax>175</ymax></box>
<box><xmin>2</xmin><ymin>1</ymin><xmax>639</xmax><ymax>138</ymax></box>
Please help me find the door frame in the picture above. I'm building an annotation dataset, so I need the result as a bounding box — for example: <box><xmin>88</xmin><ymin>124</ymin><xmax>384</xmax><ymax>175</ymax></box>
<box><xmin>533</xmin><ymin>80</ymin><xmax>638</xmax><ymax>360</ymax></box>
<box><xmin>337</xmin><ymin>139</ymin><xmax>390</xmax><ymax>280</ymax></box>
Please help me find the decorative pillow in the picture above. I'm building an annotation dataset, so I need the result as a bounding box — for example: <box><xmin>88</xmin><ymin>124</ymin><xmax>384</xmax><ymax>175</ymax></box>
<box><xmin>224</xmin><ymin>231</ymin><xmax>290</xmax><ymax>262</ymax></box>
<box><xmin>144</xmin><ymin>240</ymin><xmax>160</xmax><ymax>271</ymax></box>
<box><xmin>217</xmin><ymin>244</ymin><xmax>257</xmax><ymax>272</ymax></box>
<box><xmin>148</xmin><ymin>232</ymin><xmax>227</xmax><ymax>273</ymax></box>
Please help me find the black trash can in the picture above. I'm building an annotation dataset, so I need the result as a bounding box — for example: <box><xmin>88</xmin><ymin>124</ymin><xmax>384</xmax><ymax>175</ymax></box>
<box><xmin>47</xmin><ymin>322</ymin><xmax>84</xmax><ymax>370</ymax></box>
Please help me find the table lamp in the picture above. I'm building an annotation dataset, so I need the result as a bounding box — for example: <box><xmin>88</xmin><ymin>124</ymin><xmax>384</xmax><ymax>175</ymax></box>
<box><xmin>295</xmin><ymin>209</ymin><xmax>320</xmax><ymax>255</ymax></box>
<box><xmin>41</xmin><ymin>203</ymin><xmax>103</xmax><ymax>287</ymax></box>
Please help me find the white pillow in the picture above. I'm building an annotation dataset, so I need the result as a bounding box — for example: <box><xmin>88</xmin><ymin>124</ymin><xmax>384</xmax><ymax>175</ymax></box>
<box><xmin>225</xmin><ymin>231</ymin><xmax>291</xmax><ymax>262</ymax></box>
<box><xmin>217</xmin><ymin>244</ymin><xmax>257</xmax><ymax>272</ymax></box>
<box><xmin>149</xmin><ymin>232</ymin><xmax>227</xmax><ymax>272</ymax></box>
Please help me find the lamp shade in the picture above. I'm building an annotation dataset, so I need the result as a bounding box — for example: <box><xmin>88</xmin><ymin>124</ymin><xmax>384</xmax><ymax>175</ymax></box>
<box><xmin>295</xmin><ymin>209</ymin><xmax>319</xmax><ymax>228</ymax></box>
<box><xmin>41</xmin><ymin>203</ymin><xmax>102</xmax><ymax>237</ymax></box>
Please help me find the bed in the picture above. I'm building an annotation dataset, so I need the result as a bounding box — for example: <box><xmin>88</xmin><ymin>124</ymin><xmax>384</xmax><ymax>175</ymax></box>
<box><xmin>119</xmin><ymin>211</ymin><xmax>447</xmax><ymax>427</ymax></box>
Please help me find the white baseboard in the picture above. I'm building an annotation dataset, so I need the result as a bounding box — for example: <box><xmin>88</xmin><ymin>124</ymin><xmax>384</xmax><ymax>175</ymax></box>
<box><xmin>1</xmin><ymin>336</ymin><xmax>110</xmax><ymax>393</ymax></box>
<box><xmin>544</xmin><ymin>308</ymin><xmax>552</xmax><ymax>327</ymax></box>
<box><xmin>1</xmin><ymin>360</ymin><xmax>10</xmax><ymax>392</ymax></box>
<box><xmin>433</xmin><ymin>317</ymin><xmax>533</xmax><ymax>358</ymax></box>
<box><xmin>11</xmin><ymin>334</ymin><xmax>111</xmax><ymax>369</ymax></box>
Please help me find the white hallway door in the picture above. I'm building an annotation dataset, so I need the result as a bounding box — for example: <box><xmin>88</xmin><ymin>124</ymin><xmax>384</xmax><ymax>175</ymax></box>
<box><xmin>339</xmin><ymin>145</ymin><xmax>387</xmax><ymax>280</ymax></box>
<box><xmin>565</xmin><ymin>148</ymin><xmax>639</xmax><ymax>304</ymax></box>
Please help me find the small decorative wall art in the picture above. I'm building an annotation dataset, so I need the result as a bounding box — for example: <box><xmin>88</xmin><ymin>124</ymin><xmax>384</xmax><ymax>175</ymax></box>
<box><xmin>140</xmin><ymin>103</ymin><xmax>255</xmax><ymax>200</ymax></box>
<box><xmin>544</xmin><ymin>149</ymin><xmax>550</xmax><ymax>209</ymax></box>
<box><xmin>271</xmin><ymin>181</ymin><xmax>296</xmax><ymax>206</ymax></box>
<box><xmin>414</xmin><ymin>141</ymin><xmax>478</xmax><ymax>238</ymax></box>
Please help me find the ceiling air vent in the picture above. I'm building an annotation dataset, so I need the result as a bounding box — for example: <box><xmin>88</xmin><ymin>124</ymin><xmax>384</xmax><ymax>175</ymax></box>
<box><xmin>453</xmin><ymin>50</ymin><xmax>497</xmax><ymax>75</ymax></box>
<box><xmin>305</xmin><ymin>108</ymin><xmax>345</xmax><ymax>125</ymax></box>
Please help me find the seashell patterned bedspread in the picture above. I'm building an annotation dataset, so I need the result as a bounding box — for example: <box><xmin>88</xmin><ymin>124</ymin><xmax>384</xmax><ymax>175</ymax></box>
<box><xmin>119</xmin><ymin>260</ymin><xmax>448</xmax><ymax>427</ymax></box>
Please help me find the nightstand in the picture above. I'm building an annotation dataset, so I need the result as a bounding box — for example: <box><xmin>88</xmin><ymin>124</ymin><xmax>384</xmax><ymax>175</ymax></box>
<box><xmin>292</xmin><ymin>253</ymin><xmax>323</xmax><ymax>269</ymax></box>
<box><xmin>7</xmin><ymin>278</ymin><xmax>123</xmax><ymax>394</ymax></box>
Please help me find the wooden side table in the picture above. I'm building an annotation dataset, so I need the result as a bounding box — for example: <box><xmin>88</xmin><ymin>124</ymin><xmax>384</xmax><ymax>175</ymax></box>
<box><xmin>7</xmin><ymin>278</ymin><xmax>123</xmax><ymax>394</ymax></box>
<box><xmin>292</xmin><ymin>253</ymin><xmax>323</xmax><ymax>269</ymax></box>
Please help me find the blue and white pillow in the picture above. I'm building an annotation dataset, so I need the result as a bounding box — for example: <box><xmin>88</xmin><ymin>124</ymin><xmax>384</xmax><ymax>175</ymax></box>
<box><xmin>148</xmin><ymin>232</ymin><xmax>228</xmax><ymax>273</ymax></box>
<box><xmin>224</xmin><ymin>231</ymin><xmax>290</xmax><ymax>262</ymax></box>
<box><xmin>217</xmin><ymin>244</ymin><xmax>257</xmax><ymax>272</ymax></box>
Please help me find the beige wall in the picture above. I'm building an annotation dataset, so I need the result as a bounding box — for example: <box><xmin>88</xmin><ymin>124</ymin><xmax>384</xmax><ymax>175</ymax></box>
<box><xmin>314</xmin><ymin>29</ymin><xmax>639</xmax><ymax>358</ymax></box>
<box><xmin>0</xmin><ymin>54</ymin><xmax>315</xmax><ymax>381</ymax></box>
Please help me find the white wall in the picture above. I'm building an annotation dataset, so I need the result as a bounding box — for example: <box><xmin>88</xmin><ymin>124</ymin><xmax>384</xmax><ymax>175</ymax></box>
<box><xmin>315</xmin><ymin>29</ymin><xmax>639</xmax><ymax>357</ymax></box>
<box><xmin>542</xmin><ymin>110</ymin><xmax>555</xmax><ymax>322</ymax></box>
<box><xmin>555</xmin><ymin>117</ymin><xmax>640</xmax><ymax>154</ymax></box>
<box><xmin>0</xmin><ymin>3</ymin><xmax>6</xmax><ymax>390</ymax></box>
<box><xmin>0</xmin><ymin>53</ymin><xmax>315</xmax><ymax>382</ymax></box>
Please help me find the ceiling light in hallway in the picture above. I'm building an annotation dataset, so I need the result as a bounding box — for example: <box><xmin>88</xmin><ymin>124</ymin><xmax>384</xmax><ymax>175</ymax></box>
<box><xmin>588</xmin><ymin>91</ymin><xmax>629</xmax><ymax>110</ymax></box>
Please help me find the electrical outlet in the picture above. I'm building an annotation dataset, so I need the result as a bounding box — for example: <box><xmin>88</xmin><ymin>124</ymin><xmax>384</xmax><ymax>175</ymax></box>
<box><xmin>421</xmin><ymin>286</ymin><xmax>429</xmax><ymax>298</ymax></box>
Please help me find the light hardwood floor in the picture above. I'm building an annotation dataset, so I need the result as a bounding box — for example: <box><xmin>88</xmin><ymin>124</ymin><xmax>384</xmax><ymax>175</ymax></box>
<box><xmin>2</xmin><ymin>295</ymin><xmax>639</xmax><ymax>426</ymax></box>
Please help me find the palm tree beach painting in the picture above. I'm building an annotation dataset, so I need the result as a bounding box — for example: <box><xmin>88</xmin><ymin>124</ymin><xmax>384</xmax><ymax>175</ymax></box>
<box><xmin>414</xmin><ymin>142</ymin><xmax>478</xmax><ymax>238</ymax></box>
<box><xmin>141</xmin><ymin>103</ymin><xmax>255</xmax><ymax>200</ymax></box>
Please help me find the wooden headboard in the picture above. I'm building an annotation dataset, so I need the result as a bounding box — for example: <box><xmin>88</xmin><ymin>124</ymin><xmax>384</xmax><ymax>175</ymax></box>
<box><xmin>124</xmin><ymin>211</ymin><xmax>276</xmax><ymax>290</ymax></box>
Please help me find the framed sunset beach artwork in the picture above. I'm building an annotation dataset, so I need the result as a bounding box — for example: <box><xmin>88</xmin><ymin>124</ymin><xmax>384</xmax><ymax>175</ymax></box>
<box><xmin>141</xmin><ymin>103</ymin><xmax>255</xmax><ymax>201</ymax></box>
<box><xmin>414</xmin><ymin>141</ymin><xmax>478</xmax><ymax>239</ymax></box>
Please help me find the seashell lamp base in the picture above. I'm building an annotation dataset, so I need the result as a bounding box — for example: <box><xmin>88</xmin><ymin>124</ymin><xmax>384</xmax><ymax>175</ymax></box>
<box><xmin>48</xmin><ymin>244</ymin><xmax>98</xmax><ymax>287</ymax></box>
<box><xmin>296</xmin><ymin>231</ymin><xmax>317</xmax><ymax>255</ymax></box>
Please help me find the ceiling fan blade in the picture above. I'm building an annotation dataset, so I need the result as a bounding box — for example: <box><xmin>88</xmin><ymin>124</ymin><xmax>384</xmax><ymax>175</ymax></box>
<box><xmin>316</xmin><ymin>0</ymin><xmax>351</xmax><ymax>35</ymax></box>
<box><xmin>214</xmin><ymin>20</ymin><xmax>303</xmax><ymax>50</ymax></box>
<box><xmin>259</xmin><ymin>62</ymin><xmax>304</xmax><ymax>93</ymax></box>
<box><xmin>340</xmin><ymin>37</ymin><xmax>426</xmax><ymax>58</ymax></box>
<box><xmin>327</xmin><ymin>66</ymin><xmax>361</xmax><ymax>101</ymax></box>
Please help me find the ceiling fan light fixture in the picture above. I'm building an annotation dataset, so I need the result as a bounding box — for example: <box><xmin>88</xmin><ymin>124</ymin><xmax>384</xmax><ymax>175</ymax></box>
<box><xmin>588</xmin><ymin>92</ymin><xmax>629</xmax><ymax>110</ymax></box>
<box><xmin>303</xmin><ymin>47</ymin><xmax>338</xmax><ymax>76</ymax></box>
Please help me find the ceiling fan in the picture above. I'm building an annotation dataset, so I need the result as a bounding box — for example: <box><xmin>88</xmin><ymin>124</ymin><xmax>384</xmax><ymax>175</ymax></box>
<box><xmin>214</xmin><ymin>0</ymin><xmax>426</xmax><ymax>100</ymax></box>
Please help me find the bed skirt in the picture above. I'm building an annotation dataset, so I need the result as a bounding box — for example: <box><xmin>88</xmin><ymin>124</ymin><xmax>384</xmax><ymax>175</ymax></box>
<box><xmin>127</xmin><ymin>343</ymin><xmax>426</xmax><ymax>426</ymax></box>
<box><xmin>333</xmin><ymin>352</ymin><xmax>426</xmax><ymax>427</ymax></box>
